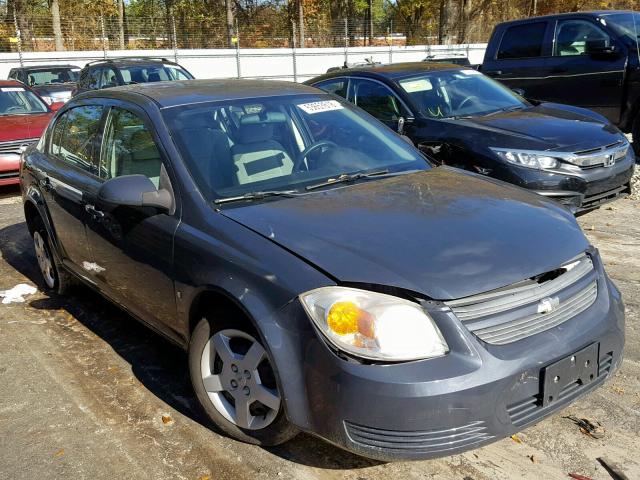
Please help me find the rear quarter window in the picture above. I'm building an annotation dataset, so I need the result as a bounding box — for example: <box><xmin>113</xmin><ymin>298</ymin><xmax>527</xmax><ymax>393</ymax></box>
<box><xmin>497</xmin><ymin>22</ymin><xmax>547</xmax><ymax>59</ymax></box>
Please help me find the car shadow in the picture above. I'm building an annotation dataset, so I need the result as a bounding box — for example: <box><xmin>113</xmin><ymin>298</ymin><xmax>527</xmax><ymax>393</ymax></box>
<box><xmin>0</xmin><ymin>219</ymin><xmax>379</xmax><ymax>470</ymax></box>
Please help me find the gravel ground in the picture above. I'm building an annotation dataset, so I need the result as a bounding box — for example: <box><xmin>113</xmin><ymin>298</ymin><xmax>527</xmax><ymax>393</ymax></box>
<box><xmin>0</xmin><ymin>184</ymin><xmax>639</xmax><ymax>480</ymax></box>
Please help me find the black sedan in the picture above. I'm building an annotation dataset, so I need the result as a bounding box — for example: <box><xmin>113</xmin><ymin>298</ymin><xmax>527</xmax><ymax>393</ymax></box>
<box><xmin>307</xmin><ymin>62</ymin><xmax>635</xmax><ymax>213</ymax></box>
<box><xmin>21</xmin><ymin>80</ymin><xmax>624</xmax><ymax>461</ymax></box>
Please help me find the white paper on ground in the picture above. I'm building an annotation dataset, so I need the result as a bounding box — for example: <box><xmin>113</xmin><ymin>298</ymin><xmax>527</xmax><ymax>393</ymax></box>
<box><xmin>0</xmin><ymin>284</ymin><xmax>37</xmax><ymax>304</ymax></box>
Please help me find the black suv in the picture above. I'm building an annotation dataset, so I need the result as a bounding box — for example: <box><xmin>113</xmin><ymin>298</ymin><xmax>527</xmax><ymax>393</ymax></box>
<box><xmin>74</xmin><ymin>57</ymin><xmax>193</xmax><ymax>95</ymax></box>
<box><xmin>8</xmin><ymin>64</ymin><xmax>80</xmax><ymax>104</ymax></box>
<box><xmin>308</xmin><ymin>62</ymin><xmax>635</xmax><ymax>213</ymax></box>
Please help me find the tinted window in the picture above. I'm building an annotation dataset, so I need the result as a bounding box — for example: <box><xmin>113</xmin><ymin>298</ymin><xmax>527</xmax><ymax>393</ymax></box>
<box><xmin>315</xmin><ymin>79</ymin><xmax>348</xmax><ymax>98</ymax></box>
<box><xmin>350</xmin><ymin>79</ymin><xmax>409</xmax><ymax>123</ymax></box>
<box><xmin>554</xmin><ymin>20</ymin><xmax>611</xmax><ymax>56</ymax></box>
<box><xmin>86</xmin><ymin>69</ymin><xmax>100</xmax><ymax>90</ymax></box>
<box><xmin>98</xmin><ymin>67</ymin><xmax>118</xmax><ymax>88</ymax></box>
<box><xmin>118</xmin><ymin>65</ymin><xmax>193</xmax><ymax>85</ymax></box>
<box><xmin>54</xmin><ymin>105</ymin><xmax>103</xmax><ymax>172</ymax></box>
<box><xmin>100</xmin><ymin>107</ymin><xmax>163</xmax><ymax>187</ymax></box>
<box><xmin>25</xmin><ymin>68</ymin><xmax>80</xmax><ymax>86</ymax></box>
<box><xmin>497</xmin><ymin>22</ymin><xmax>547</xmax><ymax>59</ymax></box>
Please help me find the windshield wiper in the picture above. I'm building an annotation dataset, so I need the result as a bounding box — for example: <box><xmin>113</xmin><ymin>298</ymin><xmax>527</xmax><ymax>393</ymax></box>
<box><xmin>483</xmin><ymin>105</ymin><xmax>524</xmax><ymax>117</ymax></box>
<box><xmin>214</xmin><ymin>189</ymin><xmax>301</xmax><ymax>205</ymax></box>
<box><xmin>304</xmin><ymin>169</ymin><xmax>414</xmax><ymax>191</ymax></box>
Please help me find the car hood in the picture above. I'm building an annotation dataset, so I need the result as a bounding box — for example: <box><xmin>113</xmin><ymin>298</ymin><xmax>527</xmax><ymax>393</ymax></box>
<box><xmin>221</xmin><ymin>168</ymin><xmax>589</xmax><ymax>300</ymax></box>
<box><xmin>0</xmin><ymin>113</ymin><xmax>51</xmax><ymax>142</ymax></box>
<box><xmin>448</xmin><ymin>104</ymin><xmax>623</xmax><ymax>152</ymax></box>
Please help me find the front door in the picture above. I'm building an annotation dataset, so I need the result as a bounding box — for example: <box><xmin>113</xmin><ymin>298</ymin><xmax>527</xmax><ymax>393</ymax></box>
<box><xmin>85</xmin><ymin>104</ymin><xmax>180</xmax><ymax>334</ymax></box>
<box><xmin>41</xmin><ymin>104</ymin><xmax>104</xmax><ymax>273</ymax></box>
<box><xmin>541</xmin><ymin>18</ymin><xmax>626</xmax><ymax>123</ymax></box>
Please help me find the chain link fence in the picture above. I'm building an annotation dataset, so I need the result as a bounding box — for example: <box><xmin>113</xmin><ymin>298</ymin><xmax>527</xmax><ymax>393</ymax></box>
<box><xmin>1</xmin><ymin>13</ymin><xmax>449</xmax><ymax>53</ymax></box>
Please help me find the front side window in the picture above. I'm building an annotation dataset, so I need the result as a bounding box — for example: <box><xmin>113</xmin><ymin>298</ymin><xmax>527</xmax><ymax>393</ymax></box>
<box><xmin>315</xmin><ymin>79</ymin><xmax>348</xmax><ymax>98</ymax></box>
<box><xmin>98</xmin><ymin>67</ymin><xmax>119</xmax><ymax>89</ymax></box>
<box><xmin>349</xmin><ymin>79</ymin><xmax>410</xmax><ymax>123</ymax></box>
<box><xmin>398</xmin><ymin>70</ymin><xmax>526</xmax><ymax>119</ymax></box>
<box><xmin>53</xmin><ymin>105</ymin><xmax>103</xmax><ymax>172</ymax></box>
<box><xmin>497</xmin><ymin>22</ymin><xmax>547</xmax><ymax>59</ymax></box>
<box><xmin>554</xmin><ymin>20</ymin><xmax>611</xmax><ymax>56</ymax></box>
<box><xmin>100</xmin><ymin>107</ymin><xmax>163</xmax><ymax>187</ymax></box>
<box><xmin>118</xmin><ymin>65</ymin><xmax>193</xmax><ymax>85</ymax></box>
<box><xmin>163</xmin><ymin>94</ymin><xmax>429</xmax><ymax>201</ymax></box>
<box><xmin>0</xmin><ymin>86</ymin><xmax>48</xmax><ymax>115</ymax></box>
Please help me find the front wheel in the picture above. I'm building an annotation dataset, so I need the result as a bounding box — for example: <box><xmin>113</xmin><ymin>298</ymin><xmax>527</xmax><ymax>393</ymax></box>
<box><xmin>188</xmin><ymin>315</ymin><xmax>298</xmax><ymax>446</ymax></box>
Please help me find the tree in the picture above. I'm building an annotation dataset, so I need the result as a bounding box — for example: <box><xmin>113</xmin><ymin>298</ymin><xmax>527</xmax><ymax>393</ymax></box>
<box><xmin>117</xmin><ymin>0</ymin><xmax>125</xmax><ymax>49</ymax></box>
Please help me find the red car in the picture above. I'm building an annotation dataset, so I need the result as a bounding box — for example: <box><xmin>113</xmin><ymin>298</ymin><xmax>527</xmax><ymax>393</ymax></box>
<box><xmin>0</xmin><ymin>80</ymin><xmax>62</xmax><ymax>186</ymax></box>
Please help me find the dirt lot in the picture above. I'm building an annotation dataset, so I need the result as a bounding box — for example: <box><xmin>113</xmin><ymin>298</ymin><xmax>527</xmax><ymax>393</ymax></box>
<box><xmin>0</xmin><ymin>184</ymin><xmax>638</xmax><ymax>480</ymax></box>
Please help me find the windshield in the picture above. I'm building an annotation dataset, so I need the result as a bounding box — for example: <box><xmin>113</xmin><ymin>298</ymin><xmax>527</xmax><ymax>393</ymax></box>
<box><xmin>26</xmin><ymin>68</ymin><xmax>79</xmax><ymax>86</ymax></box>
<box><xmin>398</xmin><ymin>69</ymin><xmax>526</xmax><ymax>119</ymax></box>
<box><xmin>0</xmin><ymin>87</ymin><xmax>48</xmax><ymax>115</ymax></box>
<box><xmin>163</xmin><ymin>94</ymin><xmax>430</xmax><ymax>201</ymax></box>
<box><xmin>119</xmin><ymin>65</ymin><xmax>193</xmax><ymax>84</ymax></box>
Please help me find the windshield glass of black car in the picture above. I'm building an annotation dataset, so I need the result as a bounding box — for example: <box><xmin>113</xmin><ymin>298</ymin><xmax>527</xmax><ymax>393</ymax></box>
<box><xmin>163</xmin><ymin>94</ymin><xmax>430</xmax><ymax>201</ymax></box>
<box><xmin>398</xmin><ymin>70</ymin><xmax>526</xmax><ymax>119</ymax></box>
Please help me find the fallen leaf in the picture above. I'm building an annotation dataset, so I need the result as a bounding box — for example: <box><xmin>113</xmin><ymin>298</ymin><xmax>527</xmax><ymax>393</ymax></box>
<box><xmin>198</xmin><ymin>475</ymin><xmax>211</xmax><ymax>480</ymax></box>
<box><xmin>510</xmin><ymin>434</ymin><xmax>522</xmax><ymax>444</ymax></box>
<box><xmin>161</xmin><ymin>414</ymin><xmax>173</xmax><ymax>424</ymax></box>
<box><xmin>568</xmin><ymin>474</ymin><xmax>593</xmax><ymax>480</ymax></box>
<box><xmin>54</xmin><ymin>448</ymin><xmax>65</xmax><ymax>457</ymax></box>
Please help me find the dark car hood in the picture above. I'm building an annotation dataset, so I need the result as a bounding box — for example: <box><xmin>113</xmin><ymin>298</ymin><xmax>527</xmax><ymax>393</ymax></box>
<box><xmin>0</xmin><ymin>113</ymin><xmax>52</xmax><ymax>142</ymax></box>
<box><xmin>221</xmin><ymin>169</ymin><xmax>589</xmax><ymax>300</ymax></box>
<box><xmin>449</xmin><ymin>104</ymin><xmax>623</xmax><ymax>152</ymax></box>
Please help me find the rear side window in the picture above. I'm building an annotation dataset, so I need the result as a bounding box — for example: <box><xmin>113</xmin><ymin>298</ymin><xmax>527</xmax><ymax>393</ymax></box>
<box><xmin>51</xmin><ymin>105</ymin><xmax>104</xmax><ymax>172</ymax></box>
<box><xmin>497</xmin><ymin>22</ymin><xmax>547</xmax><ymax>59</ymax></box>
<box><xmin>100</xmin><ymin>107</ymin><xmax>163</xmax><ymax>187</ymax></box>
<box><xmin>314</xmin><ymin>79</ymin><xmax>348</xmax><ymax>98</ymax></box>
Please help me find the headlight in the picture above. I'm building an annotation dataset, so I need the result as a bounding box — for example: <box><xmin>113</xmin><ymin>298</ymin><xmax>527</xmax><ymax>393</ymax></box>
<box><xmin>299</xmin><ymin>286</ymin><xmax>448</xmax><ymax>362</ymax></box>
<box><xmin>491</xmin><ymin>147</ymin><xmax>558</xmax><ymax>170</ymax></box>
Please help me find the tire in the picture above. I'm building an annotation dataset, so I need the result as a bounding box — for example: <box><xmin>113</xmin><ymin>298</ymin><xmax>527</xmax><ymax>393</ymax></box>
<box><xmin>189</xmin><ymin>313</ymin><xmax>298</xmax><ymax>446</ymax></box>
<box><xmin>32</xmin><ymin>216</ymin><xmax>75</xmax><ymax>295</ymax></box>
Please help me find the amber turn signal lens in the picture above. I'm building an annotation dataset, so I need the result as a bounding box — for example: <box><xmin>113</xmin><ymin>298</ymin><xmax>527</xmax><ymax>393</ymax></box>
<box><xmin>327</xmin><ymin>301</ymin><xmax>375</xmax><ymax>338</ymax></box>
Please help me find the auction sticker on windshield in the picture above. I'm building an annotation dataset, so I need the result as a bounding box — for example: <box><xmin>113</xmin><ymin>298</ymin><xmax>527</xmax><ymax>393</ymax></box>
<box><xmin>1</xmin><ymin>87</ymin><xmax>25</xmax><ymax>92</ymax></box>
<box><xmin>297</xmin><ymin>100</ymin><xmax>343</xmax><ymax>114</ymax></box>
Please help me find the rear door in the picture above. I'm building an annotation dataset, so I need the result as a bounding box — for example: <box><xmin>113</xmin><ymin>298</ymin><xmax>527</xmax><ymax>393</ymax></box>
<box><xmin>542</xmin><ymin>18</ymin><xmax>626</xmax><ymax>122</ymax></box>
<box><xmin>41</xmin><ymin>104</ymin><xmax>105</xmax><ymax>273</ymax></box>
<box><xmin>483</xmin><ymin>20</ymin><xmax>552</xmax><ymax>100</ymax></box>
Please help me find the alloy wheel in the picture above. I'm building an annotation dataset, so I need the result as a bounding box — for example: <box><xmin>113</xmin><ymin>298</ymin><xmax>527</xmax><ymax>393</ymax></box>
<box><xmin>200</xmin><ymin>329</ymin><xmax>281</xmax><ymax>430</ymax></box>
<box><xmin>34</xmin><ymin>231</ymin><xmax>55</xmax><ymax>289</ymax></box>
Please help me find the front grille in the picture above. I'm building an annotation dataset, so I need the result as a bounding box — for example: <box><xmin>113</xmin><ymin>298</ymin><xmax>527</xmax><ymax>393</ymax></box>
<box><xmin>507</xmin><ymin>352</ymin><xmax>613</xmax><ymax>427</ymax></box>
<box><xmin>0</xmin><ymin>138</ymin><xmax>38</xmax><ymax>156</ymax></box>
<box><xmin>0</xmin><ymin>170</ymin><xmax>19</xmax><ymax>179</ymax></box>
<box><xmin>570</xmin><ymin>141</ymin><xmax>628</xmax><ymax>168</ymax></box>
<box><xmin>581</xmin><ymin>183</ymin><xmax>631</xmax><ymax>210</ymax></box>
<box><xmin>446</xmin><ymin>254</ymin><xmax>598</xmax><ymax>345</ymax></box>
<box><xmin>344</xmin><ymin>420</ymin><xmax>494</xmax><ymax>453</ymax></box>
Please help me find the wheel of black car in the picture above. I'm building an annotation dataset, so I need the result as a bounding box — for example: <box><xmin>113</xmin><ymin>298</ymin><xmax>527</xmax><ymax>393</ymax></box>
<box><xmin>189</xmin><ymin>315</ymin><xmax>298</xmax><ymax>446</ymax></box>
<box><xmin>32</xmin><ymin>217</ymin><xmax>74</xmax><ymax>295</ymax></box>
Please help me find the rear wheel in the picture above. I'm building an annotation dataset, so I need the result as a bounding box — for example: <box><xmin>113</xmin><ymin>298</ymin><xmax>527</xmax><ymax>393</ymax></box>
<box><xmin>32</xmin><ymin>217</ymin><xmax>74</xmax><ymax>295</ymax></box>
<box><xmin>189</xmin><ymin>314</ymin><xmax>298</xmax><ymax>446</ymax></box>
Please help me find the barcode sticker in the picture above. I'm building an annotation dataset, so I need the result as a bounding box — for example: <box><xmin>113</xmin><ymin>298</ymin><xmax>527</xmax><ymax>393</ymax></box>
<box><xmin>297</xmin><ymin>100</ymin><xmax>343</xmax><ymax>114</ymax></box>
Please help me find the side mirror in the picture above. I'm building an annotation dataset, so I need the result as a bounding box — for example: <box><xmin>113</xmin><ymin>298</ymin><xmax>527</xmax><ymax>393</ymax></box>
<box><xmin>97</xmin><ymin>174</ymin><xmax>172</xmax><ymax>213</ymax></box>
<box><xmin>511</xmin><ymin>88</ymin><xmax>525</xmax><ymax>97</ymax></box>
<box><xmin>585</xmin><ymin>39</ymin><xmax>617</xmax><ymax>56</ymax></box>
<box><xmin>49</xmin><ymin>101</ymin><xmax>65</xmax><ymax>112</ymax></box>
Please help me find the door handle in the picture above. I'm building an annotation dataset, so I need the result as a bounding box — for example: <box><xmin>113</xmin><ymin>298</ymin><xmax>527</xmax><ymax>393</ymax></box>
<box><xmin>85</xmin><ymin>204</ymin><xmax>105</xmax><ymax>219</ymax></box>
<box><xmin>487</xmin><ymin>70</ymin><xmax>503</xmax><ymax>76</ymax></box>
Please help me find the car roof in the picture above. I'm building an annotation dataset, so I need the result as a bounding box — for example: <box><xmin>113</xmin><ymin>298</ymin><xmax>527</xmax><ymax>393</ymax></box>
<box><xmin>83</xmin><ymin>57</ymin><xmax>179</xmax><ymax>69</ymax></box>
<box><xmin>82</xmin><ymin>79</ymin><xmax>326</xmax><ymax>108</ymax></box>
<box><xmin>20</xmin><ymin>64</ymin><xmax>80</xmax><ymax>71</ymax></box>
<box><xmin>315</xmin><ymin>61</ymin><xmax>464</xmax><ymax>81</ymax></box>
<box><xmin>497</xmin><ymin>10</ymin><xmax>633</xmax><ymax>25</ymax></box>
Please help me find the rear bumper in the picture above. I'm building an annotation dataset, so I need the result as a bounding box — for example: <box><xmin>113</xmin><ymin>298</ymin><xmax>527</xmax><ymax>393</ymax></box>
<box><xmin>273</xmin><ymin>258</ymin><xmax>625</xmax><ymax>461</ymax></box>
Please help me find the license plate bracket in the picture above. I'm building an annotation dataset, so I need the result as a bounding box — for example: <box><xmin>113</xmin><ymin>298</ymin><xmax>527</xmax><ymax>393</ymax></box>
<box><xmin>542</xmin><ymin>343</ymin><xmax>599</xmax><ymax>407</ymax></box>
